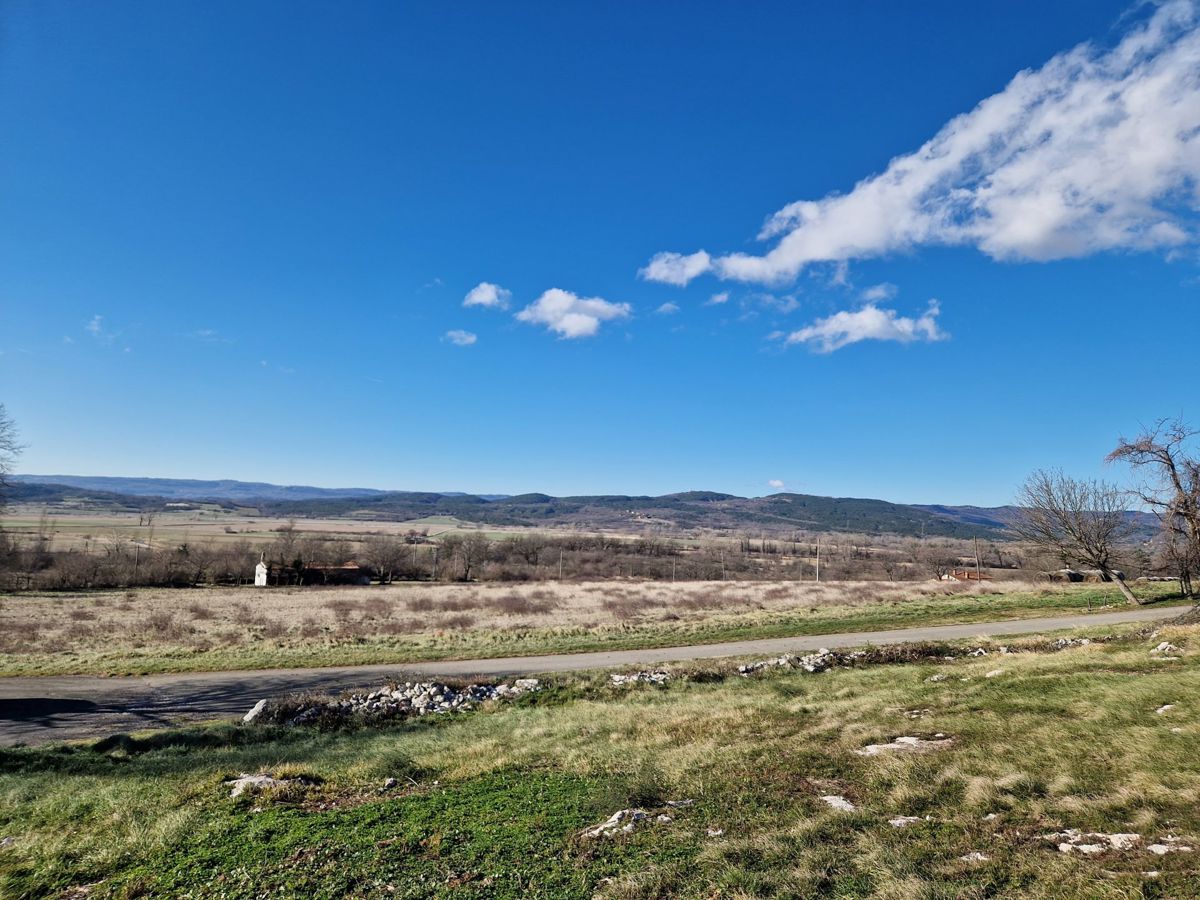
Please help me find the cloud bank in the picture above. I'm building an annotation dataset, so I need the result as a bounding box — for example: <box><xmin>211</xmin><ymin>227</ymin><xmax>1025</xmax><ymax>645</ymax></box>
<box><xmin>515</xmin><ymin>288</ymin><xmax>632</xmax><ymax>338</ymax></box>
<box><xmin>784</xmin><ymin>301</ymin><xmax>945</xmax><ymax>353</ymax></box>
<box><xmin>645</xmin><ymin>1</ymin><xmax>1200</xmax><ymax>286</ymax></box>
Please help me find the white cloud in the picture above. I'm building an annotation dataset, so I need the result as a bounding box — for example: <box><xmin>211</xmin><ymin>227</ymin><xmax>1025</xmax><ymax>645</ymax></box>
<box><xmin>85</xmin><ymin>315</ymin><xmax>103</xmax><ymax>336</ymax></box>
<box><xmin>463</xmin><ymin>282</ymin><xmax>512</xmax><ymax>309</ymax></box>
<box><xmin>706</xmin><ymin>291</ymin><xmax>730</xmax><ymax>306</ymax></box>
<box><xmin>444</xmin><ymin>329</ymin><xmax>478</xmax><ymax>346</ymax></box>
<box><xmin>656</xmin><ymin>302</ymin><xmax>680</xmax><ymax>315</ymax></box>
<box><xmin>768</xmin><ymin>479</ymin><xmax>785</xmax><ymax>490</ymax></box>
<box><xmin>515</xmin><ymin>288</ymin><xmax>631</xmax><ymax>338</ymax></box>
<box><xmin>861</xmin><ymin>282</ymin><xmax>897</xmax><ymax>302</ymax></box>
<box><xmin>658</xmin><ymin>2</ymin><xmax>1200</xmax><ymax>283</ymax></box>
<box><xmin>638</xmin><ymin>250</ymin><xmax>712</xmax><ymax>286</ymax></box>
<box><xmin>784</xmin><ymin>300</ymin><xmax>945</xmax><ymax>353</ymax></box>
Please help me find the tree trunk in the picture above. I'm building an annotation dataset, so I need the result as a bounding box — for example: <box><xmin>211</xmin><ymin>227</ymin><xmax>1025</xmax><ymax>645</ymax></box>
<box><xmin>1103</xmin><ymin>567</ymin><xmax>1141</xmax><ymax>605</ymax></box>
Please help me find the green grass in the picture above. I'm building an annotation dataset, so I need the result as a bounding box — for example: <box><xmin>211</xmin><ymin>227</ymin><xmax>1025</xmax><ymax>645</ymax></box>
<box><xmin>0</xmin><ymin>583</ymin><xmax>1183</xmax><ymax>677</ymax></box>
<box><xmin>3</xmin><ymin>616</ymin><xmax>1200</xmax><ymax>897</ymax></box>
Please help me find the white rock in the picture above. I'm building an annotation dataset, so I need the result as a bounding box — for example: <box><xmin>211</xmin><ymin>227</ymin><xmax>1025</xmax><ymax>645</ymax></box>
<box><xmin>225</xmin><ymin>773</ymin><xmax>293</xmax><ymax>798</ymax></box>
<box><xmin>1156</xmin><ymin>704</ymin><xmax>1176</xmax><ymax>715</ymax></box>
<box><xmin>819</xmin><ymin>795</ymin><xmax>855</xmax><ymax>812</ymax></box>
<box><xmin>855</xmin><ymin>735</ymin><xmax>953</xmax><ymax>756</ymax></box>
<box><xmin>888</xmin><ymin>816</ymin><xmax>923</xmax><ymax>827</ymax></box>
<box><xmin>706</xmin><ymin>827</ymin><xmax>725</xmax><ymax>837</ymax></box>
<box><xmin>242</xmin><ymin>699</ymin><xmax>269</xmax><ymax>724</ymax></box>
<box><xmin>960</xmin><ymin>851</ymin><xmax>990</xmax><ymax>862</ymax></box>
<box><xmin>584</xmin><ymin>808</ymin><xmax>650</xmax><ymax>838</ymax></box>
<box><xmin>985</xmin><ymin>669</ymin><xmax>1004</xmax><ymax>678</ymax></box>
<box><xmin>1044</xmin><ymin>829</ymin><xmax>1141</xmax><ymax>854</ymax></box>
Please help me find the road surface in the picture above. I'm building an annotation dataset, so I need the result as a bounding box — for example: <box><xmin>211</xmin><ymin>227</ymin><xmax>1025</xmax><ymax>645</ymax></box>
<box><xmin>0</xmin><ymin>606</ymin><xmax>1177</xmax><ymax>746</ymax></box>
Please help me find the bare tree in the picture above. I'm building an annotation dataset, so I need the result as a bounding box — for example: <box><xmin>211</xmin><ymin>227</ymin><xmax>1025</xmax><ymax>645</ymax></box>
<box><xmin>1013</xmin><ymin>468</ymin><xmax>1140</xmax><ymax>605</ymax></box>
<box><xmin>0</xmin><ymin>403</ymin><xmax>23</xmax><ymax>502</ymax></box>
<box><xmin>361</xmin><ymin>534</ymin><xmax>407</xmax><ymax>584</ymax></box>
<box><xmin>1108</xmin><ymin>419</ymin><xmax>1200</xmax><ymax>599</ymax></box>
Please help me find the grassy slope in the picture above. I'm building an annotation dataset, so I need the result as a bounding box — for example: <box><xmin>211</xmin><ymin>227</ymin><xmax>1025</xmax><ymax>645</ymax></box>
<box><xmin>3</xmin><ymin>617</ymin><xmax>1200</xmax><ymax>897</ymax></box>
<box><xmin>0</xmin><ymin>584</ymin><xmax>1184</xmax><ymax>676</ymax></box>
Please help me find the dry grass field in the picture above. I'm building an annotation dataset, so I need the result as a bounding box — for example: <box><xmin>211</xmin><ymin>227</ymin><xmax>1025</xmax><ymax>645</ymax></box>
<box><xmin>0</xmin><ymin>579</ymin><xmax>1173</xmax><ymax>676</ymax></box>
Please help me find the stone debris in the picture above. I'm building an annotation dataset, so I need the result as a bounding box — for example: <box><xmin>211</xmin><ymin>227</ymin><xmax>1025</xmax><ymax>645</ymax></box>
<box><xmin>382</xmin><ymin>778</ymin><xmax>399</xmax><ymax>791</ymax></box>
<box><xmin>903</xmin><ymin>708</ymin><xmax>932</xmax><ymax>719</ymax></box>
<box><xmin>583</xmin><ymin>801</ymin><xmax>695</xmax><ymax>838</ymax></box>
<box><xmin>967</xmin><ymin>648</ymin><xmax>988</xmax><ymax>657</ymax></box>
<box><xmin>1151</xmin><ymin>642</ymin><xmax>1182</xmax><ymax>656</ymax></box>
<box><xmin>1051</xmin><ymin>638</ymin><xmax>1092</xmax><ymax>649</ymax></box>
<box><xmin>983</xmin><ymin>813</ymin><xmax>999</xmax><ymax>822</ymax></box>
<box><xmin>246</xmin><ymin>678</ymin><xmax>542</xmax><ymax>727</ymax></box>
<box><xmin>888</xmin><ymin>816</ymin><xmax>930</xmax><ymax>827</ymax></box>
<box><xmin>926</xmin><ymin>674</ymin><xmax>948</xmax><ymax>683</ymax></box>
<box><xmin>706</xmin><ymin>827</ymin><xmax>725</xmax><ymax>837</ymax></box>
<box><xmin>960</xmin><ymin>851</ymin><xmax>990</xmax><ymax>862</ymax></box>
<box><xmin>1044</xmin><ymin>829</ymin><xmax>1141</xmax><ymax>854</ymax></box>
<box><xmin>984</xmin><ymin>669</ymin><xmax>1004</xmax><ymax>678</ymax></box>
<box><xmin>242</xmin><ymin>699</ymin><xmax>269</xmax><ymax>724</ymax></box>
<box><xmin>584</xmin><ymin>808</ymin><xmax>649</xmax><ymax>838</ymax></box>
<box><xmin>737</xmin><ymin>648</ymin><xmax>853</xmax><ymax>676</ymax></box>
<box><xmin>1147</xmin><ymin>835</ymin><xmax>1194</xmax><ymax>855</ymax></box>
<box><xmin>855</xmin><ymin>735</ymin><xmax>954</xmax><ymax>757</ymax></box>
<box><xmin>225</xmin><ymin>773</ymin><xmax>297</xmax><ymax>798</ymax></box>
<box><xmin>1156</xmin><ymin>704</ymin><xmax>1176</xmax><ymax>715</ymax></box>
<box><xmin>0</xmin><ymin>836</ymin><xmax>13</xmax><ymax>849</ymax></box>
<box><xmin>609</xmin><ymin>671</ymin><xmax>671</xmax><ymax>687</ymax></box>
<box><xmin>819</xmin><ymin>795</ymin><xmax>856</xmax><ymax>812</ymax></box>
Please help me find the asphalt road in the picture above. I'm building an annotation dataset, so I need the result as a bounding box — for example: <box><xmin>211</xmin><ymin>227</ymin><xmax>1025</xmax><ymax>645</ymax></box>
<box><xmin>0</xmin><ymin>606</ymin><xmax>1178</xmax><ymax>746</ymax></box>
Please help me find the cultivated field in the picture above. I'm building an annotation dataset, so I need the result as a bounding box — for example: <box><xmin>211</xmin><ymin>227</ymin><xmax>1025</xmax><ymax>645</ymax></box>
<box><xmin>2</xmin><ymin>615</ymin><xmax>1198</xmax><ymax>897</ymax></box>
<box><xmin>0</xmin><ymin>579</ymin><xmax>1177</xmax><ymax>676</ymax></box>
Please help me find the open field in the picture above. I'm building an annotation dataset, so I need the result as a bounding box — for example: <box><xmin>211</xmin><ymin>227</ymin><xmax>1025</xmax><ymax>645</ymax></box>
<box><xmin>0</xmin><ymin>506</ymin><xmax>482</xmax><ymax>550</ymax></box>
<box><xmin>0</xmin><ymin>580</ymin><xmax>1181</xmax><ymax>676</ymax></box>
<box><xmin>3</xmin><ymin>615</ymin><xmax>1200</xmax><ymax>897</ymax></box>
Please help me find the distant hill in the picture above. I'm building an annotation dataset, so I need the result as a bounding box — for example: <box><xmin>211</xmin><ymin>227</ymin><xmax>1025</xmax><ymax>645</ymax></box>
<box><xmin>10</xmin><ymin>475</ymin><xmax>509</xmax><ymax>503</ymax></box>
<box><xmin>8</xmin><ymin>475</ymin><xmax>1014</xmax><ymax>539</ymax></box>
<box><xmin>17</xmin><ymin>475</ymin><xmax>1158</xmax><ymax>541</ymax></box>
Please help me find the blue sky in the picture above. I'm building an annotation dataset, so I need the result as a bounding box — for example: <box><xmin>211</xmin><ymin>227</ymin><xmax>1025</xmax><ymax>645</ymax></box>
<box><xmin>3</xmin><ymin>0</ymin><xmax>1198</xmax><ymax>504</ymax></box>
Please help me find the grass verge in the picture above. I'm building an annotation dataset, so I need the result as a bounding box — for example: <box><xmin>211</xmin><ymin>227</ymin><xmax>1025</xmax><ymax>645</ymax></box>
<box><xmin>2</xmin><ymin>614</ymin><xmax>1200</xmax><ymax>897</ymax></box>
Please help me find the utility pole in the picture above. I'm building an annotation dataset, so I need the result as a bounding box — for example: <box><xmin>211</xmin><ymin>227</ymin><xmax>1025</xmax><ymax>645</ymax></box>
<box><xmin>432</xmin><ymin>546</ymin><xmax>438</xmax><ymax>582</ymax></box>
<box><xmin>558</xmin><ymin>548</ymin><xmax>564</xmax><ymax>581</ymax></box>
<box><xmin>815</xmin><ymin>537</ymin><xmax>821</xmax><ymax>583</ymax></box>
<box><xmin>672</xmin><ymin>558</ymin><xmax>676</xmax><ymax>582</ymax></box>
<box><xmin>974</xmin><ymin>535</ymin><xmax>982</xmax><ymax>583</ymax></box>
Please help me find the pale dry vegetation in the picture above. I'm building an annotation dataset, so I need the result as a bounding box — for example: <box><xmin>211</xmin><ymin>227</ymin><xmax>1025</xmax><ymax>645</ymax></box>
<box><xmin>0</xmin><ymin>579</ymin><xmax>1166</xmax><ymax>676</ymax></box>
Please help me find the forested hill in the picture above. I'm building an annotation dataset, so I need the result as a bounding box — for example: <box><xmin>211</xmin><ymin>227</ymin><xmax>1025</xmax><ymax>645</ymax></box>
<box><xmin>9</xmin><ymin>476</ymin><xmax>1012</xmax><ymax>539</ymax></box>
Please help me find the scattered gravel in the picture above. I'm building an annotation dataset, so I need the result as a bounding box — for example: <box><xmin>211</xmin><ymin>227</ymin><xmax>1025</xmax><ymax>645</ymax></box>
<box><xmin>582</xmin><ymin>800</ymin><xmax>696</xmax><ymax>838</ymax></box>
